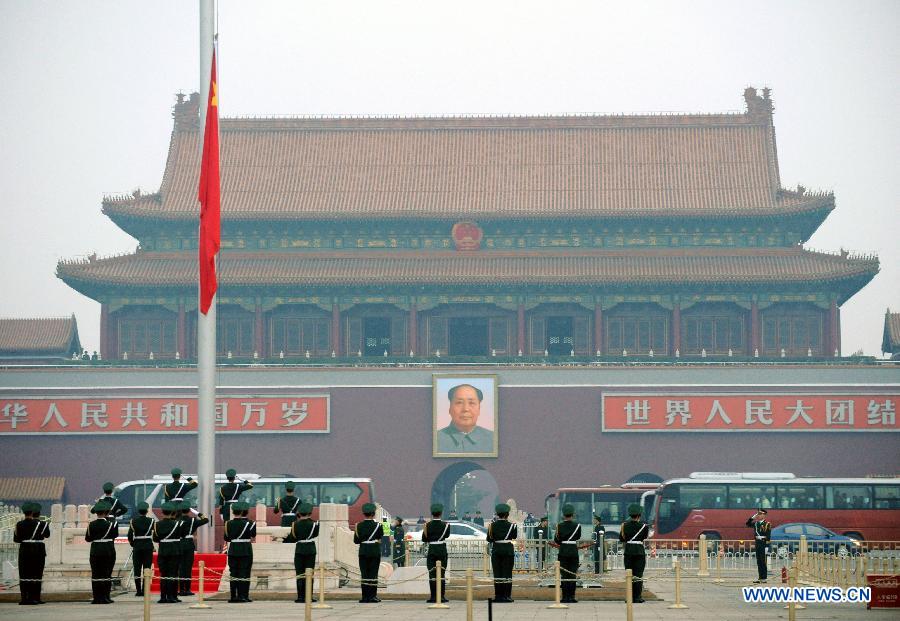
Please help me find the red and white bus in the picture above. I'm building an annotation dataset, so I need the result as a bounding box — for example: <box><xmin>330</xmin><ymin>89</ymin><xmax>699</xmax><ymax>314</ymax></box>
<box><xmin>650</xmin><ymin>472</ymin><xmax>900</xmax><ymax>541</ymax></box>
<box><xmin>545</xmin><ymin>483</ymin><xmax>661</xmax><ymax>539</ymax></box>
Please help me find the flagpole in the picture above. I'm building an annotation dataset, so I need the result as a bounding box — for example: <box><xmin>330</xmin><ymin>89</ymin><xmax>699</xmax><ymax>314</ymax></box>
<box><xmin>197</xmin><ymin>0</ymin><xmax>217</xmax><ymax>554</ymax></box>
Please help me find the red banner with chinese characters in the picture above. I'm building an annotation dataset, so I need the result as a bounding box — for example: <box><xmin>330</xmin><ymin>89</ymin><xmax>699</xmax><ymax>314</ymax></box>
<box><xmin>602</xmin><ymin>393</ymin><xmax>898</xmax><ymax>432</ymax></box>
<box><xmin>0</xmin><ymin>395</ymin><xmax>329</xmax><ymax>434</ymax></box>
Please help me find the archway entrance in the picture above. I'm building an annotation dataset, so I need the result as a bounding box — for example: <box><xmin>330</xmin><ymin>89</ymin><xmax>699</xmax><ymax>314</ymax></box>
<box><xmin>431</xmin><ymin>462</ymin><xmax>500</xmax><ymax>519</ymax></box>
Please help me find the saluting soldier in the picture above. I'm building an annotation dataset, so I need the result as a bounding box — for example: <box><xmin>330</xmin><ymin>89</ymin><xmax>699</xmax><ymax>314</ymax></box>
<box><xmin>353</xmin><ymin>502</ymin><xmax>382</xmax><ymax>603</ymax></box>
<box><xmin>486</xmin><ymin>502</ymin><xmax>517</xmax><ymax>603</ymax></box>
<box><xmin>85</xmin><ymin>503</ymin><xmax>119</xmax><ymax>604</ymax></box>
<box><xmin>423</xmin><ymin>503</ymin><xmax>450</xmax><ymax>603</ymax></box>
<box><xmin>619</xmin><ymin>503</ymin><xmax>649</xmax><ymax>603</ymax></box>
<box><xmin>153</xmin><ymin>501</ymin><xmax>184</xmax><ymax>604</ymax></box>
<box><xmin>219</xmin><ymin>469</ymin><xmax>253</xmax><ymax>522</ymax></box>
<box><xmin>224</xmin><ymin>501</ymin><xmax>256</xmax><ymax>603</ymax></box>
<box><xmin>97</xmin><ymin>482</ymin><xmax>128</xmax><ymax>520</ymax></box>
<box><xmin>14</xmin><ymin>502</ymin><xmax>50</xmax><ymax>605</ymax></box>
<box><xmin>746</xmin><ymin>508</ymin><xmax>772</xmax><ymax>583</ymax></box>
<box><xmin>551</xmin><ymin>504</ymin><xmax>590</xmax><ymax>603</ymax></box>
<box><xmin>177</xmin><ymin>500</ymin><xmax>209</xmax><ymax>597</ymax></box>
<box><xmin>127</xmin><ymin>501</ymin><xmax>155</xmax><ymax>597</ymax></box>
<box><xmin>283</xmin><ymin>502</ymin><xmax>319</xmax><ymax>603</ymax></box>
<box><xmin>391</xmin><ymin>517</ymin><xmax>406</xmax><ymax>567</ymax></box>
<box><xmin>592</xmin><ymin>514</ymin><xmax>606</xmax><ymax>575</ymax></box>
<box><xmin>273</xmin><ymin>481</ymin><xmax>302</xmax><ymax>527</ymax></box>
<box><xmin>164</xmin><ymin>468</ymin><xmax>197</xmax><ymax>504</ymax></box>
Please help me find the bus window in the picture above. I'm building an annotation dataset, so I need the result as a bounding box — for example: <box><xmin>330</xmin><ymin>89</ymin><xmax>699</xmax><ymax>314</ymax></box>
<box><xmin>777</xmin><ymin>485</ymin><xmax>823</xmax><ymax>509</ymax></box>
<box><xmin>241</xmin><ymin>482</ymin><xmax>275</xmax><ymax>507</ymax></box>
<box><xmin>679</xmin><ymin>484</ymin><xmax>726</xmax><ymax>511</ymax></box>
<box><xmin>295</xmin><ymin>484</ymin><xmax>318</xmax><ymax>506</ymax></box>
<box><xmin>826</xmin><ymin>485</ymin><xmax>872</xmax><ymax>509</ymax></box>
<box><xmin>558</xmin><ymin>492</ymin><xmax>592</xmax><ymax>525</ymax></box>
<box><xmin>727</xmin><ymin>485</ymin><xmax>775</xmax><ymax>509</ymax></box>
<box><xmin>321</xmin><ymin>483</ymin><xmax>362</xmax><ymax>505</ymax></box>
<box><xmin>874</xmin><ymin>485</ymin><xmax>900</xmax><ymax>509</ymax></box>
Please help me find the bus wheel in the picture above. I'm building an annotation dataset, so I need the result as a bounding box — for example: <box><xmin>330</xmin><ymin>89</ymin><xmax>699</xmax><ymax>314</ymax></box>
<box><xmin>701</xmin><ymin>532</ymin><xmax>721</xmax><ymax>554</ymax></box>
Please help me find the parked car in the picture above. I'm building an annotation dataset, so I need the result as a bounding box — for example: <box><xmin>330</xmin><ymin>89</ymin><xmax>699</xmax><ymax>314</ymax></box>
<box><xmin>770</xmin><ymin>523</ymin><xmax>861</xmax><ymax>557</ymax></box>
<box><xmin>405</xmin><ymin>520</ymin><xmax>487</xmax><ymax>541</ymax></box>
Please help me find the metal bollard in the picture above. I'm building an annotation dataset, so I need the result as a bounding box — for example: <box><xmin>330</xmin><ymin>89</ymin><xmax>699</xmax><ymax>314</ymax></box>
<box><xmin>142</xmin><ymin>567</ymin><xmax>152</xmax><ymax>621</ymax></box>
<box><xmin>428</xmin><ymin>561</ymin><xmax>450</xmax><ymax>609</ymax></box>
<box><xmin>483</xmin><ymin>547</ymin><xmax>490</xmax><ymax>576</ymax></box>
<box><xmin>546</xmin><ymin>560</ymin><xmax>568</xmax><ymax>609</ymax></box>
<box><xmin>466</xmin><ymin>568</ymin><xmax>474</xmax><ymax>621</ymax></box>
<box><xmin>668</xmin><ymin>558</ymin><xmax>689</xmax><ymax>609</ymax></box>
<box><xmin>189</xmin><ymin>560</ymin><xmax>211</xmax><ymax>609</ymax></box>
<box><xmin>405</xmin><ymin>546</ymin><xmax>411</xmax><ymax>567</ymax></box>
<box><xmin>698</xmin><ymin>534</ymin><xmax>710</xmax><ymax>577</ymax></box>
<box><xmin>714</xmin><ymin>548</ymin><xmax>724</xmax><ymax>583</ymax></box>
<box><xmin>799</xmin><ymin>535</ymin><xmax>807</xmax><ymax>577</ymax></box>
<box><xmin>792</xmin><ymin>564</ymin><xmax>806</xmax><ymax>610</ymax></box>
<box><xmin>856</xmin><ymin>555</ymin><xmax>865</xmax><ymax>587</ymax></box>
<box><xmin>312</xmin><ymin>563</ymin><xmax>332</xmax><ymax>609</ymax></box>
<box><xmin>625</xmin><ymin>568</ymin><xmax>634</xmax><ymax>621</ymax></box>
<box><xmin>603</xmin><ymin>539</ymin><xmax>610</xmax><ymax>572</ymax></box>
<box><xmin>304</xmin><ymin>568</ymin><xmax>313</xmax><ymax>621</ymax></box>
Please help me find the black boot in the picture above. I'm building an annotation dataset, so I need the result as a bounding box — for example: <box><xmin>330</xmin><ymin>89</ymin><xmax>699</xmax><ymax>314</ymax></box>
<box><xmin>134</xmin><ymin>577</ymin><xmax>143</xmax><ymax>596</ymax></box>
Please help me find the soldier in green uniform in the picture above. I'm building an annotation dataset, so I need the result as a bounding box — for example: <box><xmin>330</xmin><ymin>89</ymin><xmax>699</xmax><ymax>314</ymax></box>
<box><xmin>14</xmin><ymin>502</ymin><xmax>50</xmax><ymax>605</ymax></box>
<box><xmin>224</xmin><ymin>501</ymin><xmax>256</xmax><ymax>603</ymax></box>
<box><xmin>97</xmin><ymin>482</ymin><xmax>128</xmax><ymax>520</ymax></box>
<box><xmin>423</xmin><ymin>503</ymin><xmax>450</xmax><ymax>603</ymax></box>
<box><xmin>619</xmin><ymin>503</ymin><xmax>649</xmax><ymax>603</ymax></box>
<box><xmin>551</xmin><ymin>504</ymin><xmax>590</xmax><ymax>603</ymax></box>
<box><xmin>126</xmin><ymin>501</ymin><xmax>155</xmax><ymax>597</ymax></box>
<box><xmin>746</xmin><ymin>508</ymin><xmax>771</xmax><ymax>583</ymax></box>
<box><xmin>164</xmin><ymin>468</ymin><xmax>197</xmax><ymax>504</ymax></box>
<box><xmin>391</xmin><ymin>517</ymin><xmax>406</xmax><ymax>567</ymax></box>
<box><xmin>283</xmin><ymin>502</ymin><xmax>319</xmax><ymax>603</ymax></box>
<box><xmin>153</xmin><ymin>501</ymin><xmax>184</xmax><ymax>604</ymax></box>
<box><xmin>273</xmin><ymin>481</ymin><xmax>302</xmax><ymax>527</ymax></box>
<box><xmin>219</xmin><ymin>468</ymin><xmax>253</xmax><ymax>522</ymax></box>
<box><xmin>353</xmin><ymin>502</ymin><xmax>382</xmax><ymax>603</ymax></box>
<box><xmin>536</xmin><ymin>515</ymin><xmax>549</xmax><ymax>570</ymax></box>
<box><xmin>85</xmin><ymin>503</ymin><xmax>118</xmax><ymax>604</ymax></box>
<box><xmin>486</xmin><ymin>502</ymin><xmax>517</xmax><ymax>603</ymax></box>
<box><xmin>592</xmin><ymin>514</ymin><xmax>606</xmax><ymax>575</ymax></box>
<box><xmin>177</xmin><ymin>501</ymin><xmax>209</xmax><ymax>597</ymax></box>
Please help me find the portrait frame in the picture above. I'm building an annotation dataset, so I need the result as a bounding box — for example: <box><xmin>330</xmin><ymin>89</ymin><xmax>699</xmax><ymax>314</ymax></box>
<box><xmin>432</xmin><ymin>374</ymin><xmax>499</xmax><ymax>458</ymax></box>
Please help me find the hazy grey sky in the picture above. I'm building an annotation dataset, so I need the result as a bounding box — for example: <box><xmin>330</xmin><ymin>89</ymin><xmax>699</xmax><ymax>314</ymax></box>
<box><xmin>1</xmin><ymin>0</ymin><xmax>897</xmax><ymax>355</ymax></box>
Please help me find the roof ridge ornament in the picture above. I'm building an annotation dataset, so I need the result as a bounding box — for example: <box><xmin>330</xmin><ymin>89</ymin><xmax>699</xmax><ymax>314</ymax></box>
<box><xmin>743</xmin><ymin>86</ymin><xmax>774</xmax><ymax>118</ymax></box>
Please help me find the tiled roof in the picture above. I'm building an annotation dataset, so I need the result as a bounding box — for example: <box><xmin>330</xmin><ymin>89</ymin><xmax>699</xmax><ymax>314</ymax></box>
<box><xmin>883</xmin><ymin>311</ymin><xmax>900</xmax><ymax>353</ymax></box>
<box><xmin>0</xmin><ymin>477</ymin><xmax>65</xmax><ymax>501</ymax></box>
<box><xmin>0</xmin><ymin>316</ymin><xmax>80</xmax><ymax>354</ymax></box>
<box><xmin>101</xmin><ymin>94</ymin><xmax>823</xmax><ymax>221</ymax></box>
<box><xmin>57</xmin><ymin>248</ymin><xmax>879</xmax><ymax>290</ymax></box>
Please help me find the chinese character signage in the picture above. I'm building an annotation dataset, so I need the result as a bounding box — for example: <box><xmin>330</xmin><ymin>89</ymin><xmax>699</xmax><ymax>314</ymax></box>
<box><xmin>0</xmin><ymin>395</ymin><xmax>330</xmax><ymax>434</ymax></box>
<box><xmin>602</xmin><ymin>392</ymin><xmax>898</xmax><ymax>432</ymax></box>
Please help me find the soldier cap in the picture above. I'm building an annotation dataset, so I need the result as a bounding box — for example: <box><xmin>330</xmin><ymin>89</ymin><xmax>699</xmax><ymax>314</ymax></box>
<box><xmin>757</xmin><ymin>508</ymin><xmax>768</xmax><ymax>515</ymax></box>
<box><xmin>475</xmin><ymin>510</ymin><xmax>482</xmax><ymax>514</ymax></box>
<box><xmin>137</xmin><ymin>501</ymin><xmax>150</xmax><ymax>512</ymax></box>
<box><xmin>21</xmin><ymin>502</ymin><xmax>34</xmax><ymax>514</ymax></box>
<box><xmin>180</xmin><ymin>502</ymin><xmax>192</xmax><ymax>513</ymax></box>
<box><xmin>496</xmin><ymin>503</ymin><xmax>511</xmax><ymax>515</ymax></box>
<box><xmin>285</xmin><ymin>481</ymin><xmax>295</xmax><ymax>491</ymax></box>
<box><xmin>540</xmin><ymin>515</ymin><xmax>549</xmax><ymax>521</ymax></box>
<box><xmin>102</xmin><ymin>482</ymin><xmax>115</xmax><ymax>493</ymax></box>
<box><xmin>561</xmin><ymin>504</ymin><xmax>575</xmax><ymax>517</ymax></box>
<box><xmin>91</xmin><ymin>502</ymin><xmax>110</xmax><ymax>514</ymax></box>
<box><xmin>362</xmin><ymin>502</ymin><xmax>376</xmax><ymax>515</ymax></box>
<box><xmin>161</xmin><ymin>501</ymin><xmax>175</xmax><ymax>513</ymax></box>
<box><xmin>31</xmin><ymin>503</ymin><xmax>42</xmax><ymax>514</ymax></box>
<box><xmin>171</xmin><ymin>468</ymin><xmax>182</xmax><ymax>477</ymax></box>
<box><xmin>430</xmin><ymin>503</ymin><xmax>443</xmax><ymax>515</ymax></box>
<box><xmin>628</xmin><ymin>503</ymin><xmax>642</xmax><ymax>517</ymax></box>
<box><xmin>225</xmin><ymin>468</ymin><xmax>237</xmax><ymax>478</ymax></box>
<box><xmin>299</xmin><ymin>502</ymin><xmax>313</xmax><ymax>515</ymax></box>
<box><xmin>594</xmin><ymin>514</ymin><xmax>603</xmax><ymax>521</ymax></box>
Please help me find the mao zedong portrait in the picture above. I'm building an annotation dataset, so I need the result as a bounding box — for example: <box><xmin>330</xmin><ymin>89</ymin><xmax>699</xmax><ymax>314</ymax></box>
<box><xmin>436</xmin><ymin>384</ymin><xmax>494</xmax><ymax>454</ymax></box>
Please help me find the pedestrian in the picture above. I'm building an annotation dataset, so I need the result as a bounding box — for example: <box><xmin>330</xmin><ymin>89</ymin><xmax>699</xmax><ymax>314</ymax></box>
<box><xmin>353</xmin><ymin>502</ymin><xmax>382</xmax><ymax>603</ymax></box>
<box><xmin>536</xmin><ymin>515</ymin><xmax>549</xmax><ymax>570</ymax></box>
<box><xmin>153</xmin><ymin>501</ymin><xmax>183</xmax><ymax>604</ymax></box>
<box><xmin>127</xmin><ymin>501</ymin><xmax>155</xmax><ymax>597</ymax></box>
<box><xmin>551</xmin><ymin>504</ymin><xmax>590</xmax><ymax>603</ymax></box>
<box><xmin>423</xmin><ymin>503</ymin><xmax>450</xmax><ymax>603</ymax></box>
<box><xmin>283</xmin><ymin>502</ymin><xmax>319</xmax><ymax>603</ymax></box>
<box><xmin>592</xmin><ymin>514</ymin><xmax>606</xmax><ymax>575</ymax></box>
<box><xmin>381</xmin><ymin>515</ymin><xmax>392</xmax><ymax>558</ymax></box>
<box><xmin>448</xmin><ymin>509</ymin><xmax>458</xmax><ymax>520</ymax></box>
<box><xmin>164</xmin><ymin>468</ymin><xmax>197</xmax><ymax>503</ymax></box>
<box><xmin>463</xmin><ymin>511</ymin><xmax>472</xmax><ymax>522</ymax></box>
<box><xmin>178</xmin><ymin>501</ymin><xmax>209</xmax><ymax>597</ymax></box>
<box><xmin>417</xmin><ymin>515</ymin><xmax>426</xmax><ymax>525</ymax></box>
<box><xmin>97</xmin><ymin>482</ymin><xmax>128</xmax><ymax>520</ymax></box>
<box><xmin>391</xmin><ymin>516</ymin><xmax>406</xmax><ymax>567</ymax></box>
<box><xmin>473</xmin><ymin>510</ymin><xmax>484</xmax><ymax>527</ymax></box>
<box><xmin>487</xmin><ymin>502</ymin><xmax>517</xmax><ymax>603</ymax></box>
<box><xmin>14</xmin><ymin>502</ymin><xmax>50</xmax><ymax>605</ymax></box>
<box><xmin>86</xmin><ymin>502</ymin><xmax>118</xmax><ymax>604</ymax></box>
<box><xmin>273</xmin><ymin>481</ymin><xmax>301</xmax><ymax>527</ymax></box>
<box><xmin>224</xmin><ymin>501</ymin><xmax>256</xmax><ymax>603</ymax></box>
<box><xmin>219</xmin><ymin>469</ymin><xmax>253</xmax><ymax>522</ymax></box>
<box><xmin>746</xmin><ymin>508</ymin><xmax>771</xmax><ymax>583</ymax></box>
<box><xmin>619</xmin><ymin>503</ymin><xmax>649</xmax><ymax>603</ymax></box>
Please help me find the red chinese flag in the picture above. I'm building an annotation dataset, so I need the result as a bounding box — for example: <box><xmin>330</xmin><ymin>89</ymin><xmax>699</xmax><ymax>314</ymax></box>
<box><xmin>198</xmin><ymin>49</ymin><xmax>220</xmax><ymax>315</ymax></box>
